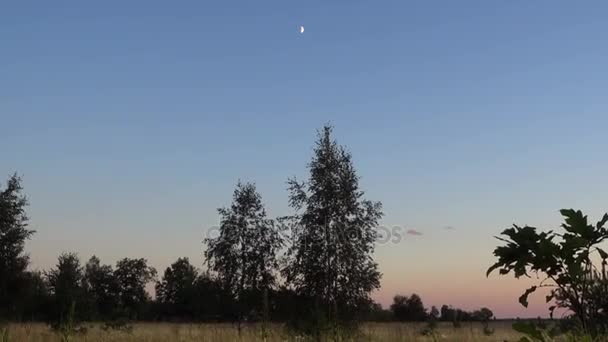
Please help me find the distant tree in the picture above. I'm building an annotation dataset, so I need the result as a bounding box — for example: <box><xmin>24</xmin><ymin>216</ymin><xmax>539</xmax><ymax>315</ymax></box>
<box><xmin>204</xmin><ymin>182</ymin><xmax>282</xmax><ymax>332</ymax></box>
<box><xmin>439</xmin><ymin>304</ymin><xmax>490</xmax><ymax>324</ymax></box>
<box><xmin>488</xmin><ymin>209</ymin><xmax>608</xmax><ymax>337</ymax></box>
<box><xmin>361</xmin><ymin>302</ymin><xmax>393</xmax><ymax>322</ymax></box>
<box><xmin>473</xmin><ymin>307</ymin><xmax>495</xmax><ymax>335</ymax></box>
<box><xmin>84</xmin><ymin>256</ymin><xmax>119</xmax><ymax>320</ymax></box>
<box><xmin>440</xmin><ymin>305</ymin><xmax>451</xmax><ymax>322</ymax></box>
<box><xmin>458</xmin><ymin>309</ymin><xmax>472</xmax><ymax>321</ymax></box>
<box><xmin>0</xmin><ymin>174</ymin><xmax>35</xmax><ymax>319</ymax></box>
<box><xmin>156</xmin><ymin>257</ymin><xmax>198</xmax><ymax>319</ymax></box>
<box><xmin>390</xmin><ymin>295</ymin><xmax>409</xmax><ymax>321</ymax></box>
<box><xmin>390</xmin><ymin>294</ymin><xmax>427</xmax><ymax>321</ymax></box>
<box><xmin>18</xmin><ymin>270</ymin><xmax>50</xmax><ymax>321</ymax></box>
<box><xmin>114</xmin><ymin>258</ymin><xmax>156</xmax><ymax>319</ymax></box>
<box><xmin>191</xmin><ymin>272</ymin><xmax>233</xmax><ymax>321</ymax></box>
<box><xmin>429</xmin><ymin>306</ymin><xmax>439</xmax><ymax>321</ymax></box>
<box><xmin>440</xmin><ymin>305</ymin><xmax>464</xmax><ymax>327</ymax></box>
<box><xmin>406</xmin><ymin>294</ymin><xmax>427</xmax><ymax>321</ymax></box>
<box><xmin>46</xmin><ymin>253</ymin><xmax>88</xmax><ymax>324</ymax></box>
<box><xmin>283</xmin><ymin>125</ymin><xmax>383</xmax><ymax>331</ymax></box>
<box><xmin>472</xmin><ymin>307</ymin><xmax>494</xmax><ymax>321</ymax></box>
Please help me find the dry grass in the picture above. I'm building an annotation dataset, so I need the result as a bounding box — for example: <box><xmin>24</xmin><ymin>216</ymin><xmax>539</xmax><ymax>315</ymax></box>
<box><xmin>4</xmin><ymin>321</ymin><xmax>525</xmax><ymax>341</ymax></box>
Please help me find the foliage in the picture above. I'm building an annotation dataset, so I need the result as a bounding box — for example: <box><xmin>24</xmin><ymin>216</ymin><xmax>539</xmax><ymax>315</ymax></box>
<box><xmin>390</xmin><ymin>294</ymin><xmax>427</xmax><ymax>321</ymax></box>
<box><xmin>488</xmin><ymin>209</ymin><xmax>608</xmax><ymax>337</ymax></box>
<box><xmin>190</xmin><ymin>272</ymin><xmax>234</xmax><ymax>320</ymax></box>
<box><xmin>84</xmin><ymin>256</ymin><xmax>120</xmax><ymax>320</ymax></box>
<box><xmin>114</xmin><ymin>258</ymin><xmax>157</xmax><ymax>320</ymax></box>
<box><xmin>17</xmin><ymin>271</ymin><xmax>50</xmax><ymax>321</ymax></box>
<box><xmin>282</xmin><ymin>125</ymin><xmax>383</xmax><ymax>332</ymax></box>
<box><xmin>360</xmin><ymin>302</ymin><xmax>393</xmax><ymax>322</ymax></box>
<box><xmin>472</xmin><ymin>307</ymin><xmax>493</xmax><ymax>321</ymax></box>
<box><xmin>1</xmin><ymin>127</ymin><xmax>512</xmax><ymax>330</ymax></box>
<box><xmin>0</xmin><ymin>174</ymin><xmax>35</xmax><ymax>319</ymax></box>
<box><xmin>429</xmin><ymin>306</ymin><xmax>439</xmax><ymax>321</ymax></box>
<box><xmin>155</xmin><ymin>257</ymin><xmax>199</xmax><ymax>319</ymax></box>
<box><xmin>204</xmin><ymin>182</ymin><xmax>282</xmax><ymax>329</ymax></box>
<box><xmin>46</xmin><ymin>253</ymin><xmax>88</xmax><ymax>325</ymax></box>
<box><xmin>510</xmin><ymin>320</ymin><xmax>595</xmax><ymax>342</ymax></box>
<box><xmin>513</xmin><ymin>321</ymin><xmax>556</xmax><ymax>342</ymax></box>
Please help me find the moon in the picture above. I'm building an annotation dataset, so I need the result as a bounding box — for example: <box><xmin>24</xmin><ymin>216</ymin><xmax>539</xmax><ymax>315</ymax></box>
<box><xmin>299</xmin><ymin>26</ymin><xmax>304</xmax><ymax>34</ymax></box>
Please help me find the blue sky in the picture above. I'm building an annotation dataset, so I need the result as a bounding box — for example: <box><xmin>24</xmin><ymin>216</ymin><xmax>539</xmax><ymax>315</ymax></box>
<box><xmin>2</xmin><ymin>1</ymin><xmax>608</xmax><ymax>317</ymax></box>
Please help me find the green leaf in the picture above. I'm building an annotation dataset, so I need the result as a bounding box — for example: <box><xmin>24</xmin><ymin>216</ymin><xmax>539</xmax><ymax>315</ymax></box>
<box><xmin>519</xmin><ymin>286</ymin><xmax>537</xmax><ymax>308</ymax></box>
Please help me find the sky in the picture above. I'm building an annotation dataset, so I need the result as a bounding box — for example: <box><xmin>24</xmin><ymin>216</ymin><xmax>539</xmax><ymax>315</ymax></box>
<box><xmin>2</xmin><ymin>1</ymin><xmax>608</xmax><ymax>318</ymax></box>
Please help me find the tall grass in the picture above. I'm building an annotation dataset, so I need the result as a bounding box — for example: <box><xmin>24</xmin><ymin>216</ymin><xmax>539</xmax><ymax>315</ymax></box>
<box><xmin>5</xmin><ymin>322</ymin><xmax>524</xmax><ymax>341</ymax></box>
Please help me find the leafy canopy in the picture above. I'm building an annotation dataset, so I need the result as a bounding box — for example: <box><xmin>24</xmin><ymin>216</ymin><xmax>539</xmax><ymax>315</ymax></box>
<box><xmin>283</xmin><ymin>125</ymin><xmax>383</xmax><ymax>325</ymax></box>
<box><xmin>488</xmin><ymin>209</ymin><xmax>608</xmax><ymax>336</ymax></box>
<box><xmin>0</xmin><ymin>174</ymin><xmax>35</xmax><ymax>318</ymax></box>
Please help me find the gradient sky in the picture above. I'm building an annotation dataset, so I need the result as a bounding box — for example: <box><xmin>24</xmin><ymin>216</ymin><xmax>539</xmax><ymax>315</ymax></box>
<box><xmin>2</xmin><ymin>1</ymin><xmax>608</xmax><ymax>318</ymax></box>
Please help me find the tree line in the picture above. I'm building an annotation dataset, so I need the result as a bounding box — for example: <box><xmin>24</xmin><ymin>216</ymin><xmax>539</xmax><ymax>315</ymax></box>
<box><xmin>1</xmin><ymin>246</ymin><xmax>494</xmax><ymax>325</ymax></box>
<box><xmin>1</xmin><ymin>125</ymin><xmax>496</xmax><ymax>336</ymax></box>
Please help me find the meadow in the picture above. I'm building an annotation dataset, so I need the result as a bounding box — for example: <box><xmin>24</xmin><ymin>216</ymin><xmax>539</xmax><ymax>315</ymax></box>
<box><xmin>4</xmin><ymin>321</ymin><xmax>526</xmax><ymax>341</ymax></box>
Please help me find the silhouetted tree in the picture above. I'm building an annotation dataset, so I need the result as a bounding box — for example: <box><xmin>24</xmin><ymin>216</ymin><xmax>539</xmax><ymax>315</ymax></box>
<box><xmin>114</xmin><ymin>258</ymin><xmax>156</xmax><ymax>320</ymax></box>
<box><xmin>438</xmin><ymin>304</ymin><xmax>492</xmax><ymax>323</ymax></box>
<box><xmin>283</xmin><ymin>125</ymin><xmax>383</xmax><ymax>331</ymax></box>
<box><xmin>0</xmin><ymin>174</ymin><xmax>35</xmax><ymax>319</ymax></box>
<box><xmin>441</xmin><ymin>305</ymin><xmax>453</xmax><ymax>323</ymax></box>
<box><xmin>156</xmin><ymin>257</ymin><xmax>198</xmax><ymax>319</ymax></box>
<box><xmin>204</xmin><ymin>182</ymin><xmax>282</xmax><ymax>332</ymax></box>
<box><xmin>361</xmin><ymin>302</ymin><xmax>393</xmax><ymax>322</ymax></box>
<box><xmin>390</xmin><ymin>295</ymin><xmax>408</xmax><ymax>321</ymax></box>
<box><xmin>191</xmin><ymin>272</ymin><xmax>234</xmax><ymax>321</ymax></box>
<box><xmin>390</xmin><ymin>294</ymin><xmax>427</xmax><ymax>321</ymax></box>
<box><xmin>18</xmin><ymin>270</ymin><xmax>51</xmax><ymax>321</ymax></box>
<box><xmin>472</xmin><ymin>307</ymin><xmax>494</xmax><ymax>321</ymax></box>
<box><xmin>406</xmin><ymin>294</ymin><xmax>427</xmax><ymax>321</ymax></box>
<box><xmin>46</xmin><ymin>253</ymin><xmax>88</xmax><ymax>324</ymax></box>
<box><xmin>84</xmin><ymin>256</ymin><xmax>119</xmax><ymax>320</ymax></box>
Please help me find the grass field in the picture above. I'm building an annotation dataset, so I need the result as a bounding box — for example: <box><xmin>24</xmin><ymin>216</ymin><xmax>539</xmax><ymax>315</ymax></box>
<box><xmin>3</xmin><ymin>321</ymin><xmax>526</xmax><ymax>341</ymax></box>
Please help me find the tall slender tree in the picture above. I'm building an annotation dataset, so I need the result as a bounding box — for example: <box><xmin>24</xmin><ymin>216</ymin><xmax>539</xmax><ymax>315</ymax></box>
<box><xmin>0</xmin><ymin>174</ymin><xmax>35</xmax><ymax>319</ymax></box>
<box><xmin>283</xmin><ymin>125</ymin><xmax>383</xmax><ymax>330</ymax></box>
<box><xmin>204</xmin><ymin>182</ymin><xmax>282</xmax><ymax>332</ymax></box>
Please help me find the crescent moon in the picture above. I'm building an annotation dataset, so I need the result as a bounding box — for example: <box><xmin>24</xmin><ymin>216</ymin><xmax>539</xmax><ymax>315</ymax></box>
<box><xmin>300</xmin><ymin>26</ymin><xmax>304</xmax><ymax>34</ymax></box>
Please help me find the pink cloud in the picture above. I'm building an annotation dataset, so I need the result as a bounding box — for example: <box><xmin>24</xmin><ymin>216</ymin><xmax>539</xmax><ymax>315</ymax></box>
<box><xmin>407</xmin><ymin>229</ymin><xmax>423</xmax><ymax>236</ymax></box>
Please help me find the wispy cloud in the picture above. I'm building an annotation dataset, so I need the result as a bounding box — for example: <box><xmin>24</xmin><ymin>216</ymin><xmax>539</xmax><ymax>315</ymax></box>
<box><xmin>407</xmin><ymin>229</ymin><xmax>423</xmax><ymax>236</ymax></box>
<box><xmin>443</xmin><ymin>226</ymin><xmax>456</xmax><ymax>231</ymax></box>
